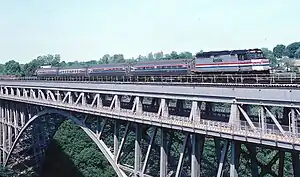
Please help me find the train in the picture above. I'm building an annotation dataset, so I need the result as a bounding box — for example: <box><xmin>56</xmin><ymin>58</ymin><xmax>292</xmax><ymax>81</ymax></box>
<box><xmin>35</xmin><ymin>48</ymin><xmax>271</xmax><ymax>79</ymax></box>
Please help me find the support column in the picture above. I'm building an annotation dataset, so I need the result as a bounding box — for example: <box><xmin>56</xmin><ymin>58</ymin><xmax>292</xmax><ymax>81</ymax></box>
<box><xmin>20</xmin><ymin>106</ymin><xmax>25</xmax><ymax>127</ymax></box>
<box><xmin>214</xmin><ymin>138</ymin><xmax>221</xmax><ymax>163</ymax></box>
<box><xmin>2</xmin><ymin>105</ymin><xmax>7</xmax><ymax>163</ymax></box>
<box><xmin>229</xmin><ymin>102</ymin><xmax>240</xmax><ymax>127</ymax></box>
<box><xmin>96</xmin><ymin>94</ymin><xmax>103</xmax><ymax>108</ymax></box>
<box><xmin>0</xmin><ymin>101</ymin><xmax>3</xmax><ymax>164</ymax></box>
<box><xmin>290</xmin><ymin>108</ymin><xmax>297</xmax><ymax>135</ymax></box>
<box><xmin>110</xmin><ymin>95</ymin><xmax>121</xmax><ymax>111</ymax></box>
<box><xmin>113</xmin><ymin>120</ymin><xmax>119</xmax><ymax>161</ymax></box>
<box><xmin>278</xmin><ymin>151</ymin><xmax>285</xmax><ymax>177</ymax></box>
<box><xmin>132</xmin><ymin>97</ymin><xmax>143</xmax><ymax>116</ymax></box>
<box><xmin>191</xmin><ymin>134</ymin><xmax>204</xmax><ymax>177</ymax></box>
<box><xmin>81</xmin><ymin>93</ymin><xmax>87</xmax><ymax>106</ymax></box>
<box><xmin>260</xmin><ymin>106</ymin><xmax>266</xmax><ymax>134</ymax></box>
<box><xmin>135</xmin><ymin>124</ymin><xmax>141</xmax><ymax>176</ymax></box>
<box><xmin>175</xmin><ymin>133</ymin><xmax>189</xmax><ymax>177</ymax></box>
<box><xmin>189</xmin><ymin>101</ymin><xmax>201</xmax><ymax>122</ymax></box>
<box><xmin>7</xmin><ymin>105</ymin><xmax>12</xmax><ymax>149</ymax></box>
<box><xmin>12</xmin><ymin>103</ymin><xmax>18</xmax><ymax>139</ymax></box>
<box><xmin>142</xmin><ymin>127</ymin><xmax>157</xmax><ymax>174</ymax></box>
<box><xmin>292</xmin><ymin>152</ymin><xmax>300</xmax><ymax>177</ymax></box>
<box><xmin>56</xmin><ymin>91</ymin><xmax>61</xmax><ymax>102</ymax></box>
<box><xmin>68</xmin><ymin>92</ymin><xmax>73</xmax><ymax>104</ymax></box>
<box><xmin>158</xmin><ymin>99</ymin><xmax>169</xmax><ymax>117</ymax></box>
<box><xmin>217</xmin><ymin>140</ymin><xmax>229</xmax><ymax>177</ymax></box>
<box><xmin>230</xmin><ymin>141</ymin><xmax>240</xmax><ymax>177</ymax></box>
<box><xmin>247</xmin><ymin>145</ymin><xmax>258</xmax><ymax>177</ymax></box>
<box><xmin>160</xmin><ymin>128</ymin><xmax>168</xmax><ymax>177</ymax></box>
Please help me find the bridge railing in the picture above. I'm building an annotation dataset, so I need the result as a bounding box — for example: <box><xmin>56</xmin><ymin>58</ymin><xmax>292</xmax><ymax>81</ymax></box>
<box><xmin>1</xmin><ymin>73</ymin><xmax>300</xmax><ymax>84</ymax></box>
<box><xmin>123</xmin><ymin>109</ymin><xmax>300</xmax><ymax>145</ymax></box>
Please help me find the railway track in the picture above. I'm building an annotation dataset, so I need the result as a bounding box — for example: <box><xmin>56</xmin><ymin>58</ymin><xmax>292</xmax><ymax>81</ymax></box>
<box><xmin>1</xmin><ymin>73</ymin><xmax>300</xmax><ymax>87</ymax></box>
<box><xmin>1</xmin><ymin>79</ymin><xmax>300</xmax><ymax>89</ymax></box>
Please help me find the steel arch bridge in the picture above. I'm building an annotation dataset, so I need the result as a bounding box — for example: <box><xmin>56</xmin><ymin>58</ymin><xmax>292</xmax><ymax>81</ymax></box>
<box><xmin>1</xmin><ymin>81</ymin><xmax>300</xmax><ymax>176</ymax></box>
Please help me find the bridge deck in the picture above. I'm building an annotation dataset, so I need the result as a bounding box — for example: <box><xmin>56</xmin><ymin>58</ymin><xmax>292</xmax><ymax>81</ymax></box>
<box><xmin>0</xmin><ymin>80</ymin><xmax>299</xmax><ymax>107</ymax></box>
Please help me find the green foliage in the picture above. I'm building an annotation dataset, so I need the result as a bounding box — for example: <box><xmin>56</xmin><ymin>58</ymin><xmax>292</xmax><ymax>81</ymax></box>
<box><xmin>22</xmin><ymin>54</ymin><xmax>61</xmax><ymax>76</ymax></box>
<box><xmin>179</xmin><ymin>51</ymin><xmax>193</xmax><ymax>58</ymax></box>
<box><xmin>261</xmin><ymin>48</ymin><xmax>277</xmax><ymax>68</ymax></box>
<box><xmin>153</xmin><ymin>51</ymin><xmax>163</xmax><ymax>60</ymax></box>
<box><xmin>285</xmin><ymin>42</ymin><xmax>300</xmax><ymax>58</ymax></box>
<box><xmin>4</xmin><ymin>60</ymin><xmax>22</xmax><ymax>76</ymax></box>
<box><xmin>295</xmin><ymin>47</ymin><xmax>300</xmax><ymax>58</ymax></box>
<box><xmin>0</xmin><ymin>166</ymin><xmax>16</xmax><ymax>177</ymax></box>
<box><xmin>273</xmin><ymin>44</ymin><xmax>286</xmax><ymax>58</ymax></box>
<box><xmin>40</xmin><ymin>120</ymin><xmax>116</xmax><ymax>177</ymax></box>
<box><xmin>0</xmin><ymin>64</ymin><xmax>4</xmax><ymax>74</ymax></box>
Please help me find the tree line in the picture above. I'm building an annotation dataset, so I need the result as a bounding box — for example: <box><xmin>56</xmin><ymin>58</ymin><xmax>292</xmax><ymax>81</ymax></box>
<box><xmin>0</xmin><ymin>41</ymin><xmax>299</xmax><ymax>77</ymax></box>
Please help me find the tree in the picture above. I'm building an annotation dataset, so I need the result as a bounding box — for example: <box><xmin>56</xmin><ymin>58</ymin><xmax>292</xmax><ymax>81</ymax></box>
<box><xmin>0</xmin><ymin>64</ymin><xmax>4</xmax><ymax>74</ymax></box>
<box><xmin>111</xmin><ymin>54</ymin><xmax>125</xmax><ymax>63</ymax></box>
<box><xmin>261</xmin><ymin>48</ymin><xmax>277</xmax><ymax>68</ymax></box>
<box><xmin>178</xmin><ymin>52</ymin><xmax>193</xmax><ymax>59</ymax></box>
<box><xmin>4</xmin><ymin>60</ymin><xmax>21</xmax><ymax>75</ymax></box>
<box><xmin>273</xmin><ymin>44</ymin><xmax>286</xmax><ymax>58</ymax></box>
<box><xmin>285</xmin><ymin>42</ymin><xmax>300</xmax><ymax>58</ymax></box>
<box><xmin>60</xmin><ymin>61</ymin><xmax>67</xmax><ymax>67</ymax></box>
<box><xmin>147</xmin><ymin>52</ymin><xmax>154</xmax><ymax>60</ymax></box>
<box><xmin>22</xmin><ymin>59</ymin><xmax>39</xmax><ymax>76</ymax></box>
<box><xmin>164</xmin><ymin>54</ymin><xmax>171</xmax><ymax>60</ymax></box>
<box><xmin>99</xmin><ymin>54</ymin><xmax>110</xmax><ymax>64</ymax></box>
<box><xmin>295</xmin><ymin>47</ymin><xmax>300</xmax><ymax>58</ymax></box>
<box><xmin>52</xmin><ymin>54</ymin><xmax>61</xmax><ymax>66</ymax></box>
<box><xmin>170</xmin><ymin>51</ymin><xmax>179</xmax><ymax>59</ymax></box>
<box><xmin>153</xmin><ymin>51</ymin><xmax>163</xmax><ymax>60</ymax></box>
<box><xmin>85</xmin><ymin>60</ymin><xmax>98</xmax><ymax>66</ymax></box>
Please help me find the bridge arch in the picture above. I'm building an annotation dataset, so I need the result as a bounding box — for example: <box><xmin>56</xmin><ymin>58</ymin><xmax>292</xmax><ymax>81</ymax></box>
<box><xmin>4</xmin><ymin>108</ymin><xmax>126</xmax><ymax>177</ymax></box>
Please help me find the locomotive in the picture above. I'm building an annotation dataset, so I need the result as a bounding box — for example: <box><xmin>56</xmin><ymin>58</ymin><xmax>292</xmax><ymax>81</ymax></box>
<box><xmin>35</xmin><ymin>48</ymin><xmax>271</xmax><ymax>79</ymax></box>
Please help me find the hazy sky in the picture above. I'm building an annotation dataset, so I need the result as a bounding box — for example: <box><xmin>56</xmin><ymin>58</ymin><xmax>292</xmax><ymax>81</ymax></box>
<box><xmin>0</xmin><ymin>0</ymin><xmax>299</xmax><ymax>63</ymax></box>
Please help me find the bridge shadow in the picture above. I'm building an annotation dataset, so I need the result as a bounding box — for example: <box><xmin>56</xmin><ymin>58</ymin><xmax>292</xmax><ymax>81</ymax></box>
<box><xmin>39</xmin><ymin>139</ymin><xmax>84</xmax><ymax>177</ymax></box>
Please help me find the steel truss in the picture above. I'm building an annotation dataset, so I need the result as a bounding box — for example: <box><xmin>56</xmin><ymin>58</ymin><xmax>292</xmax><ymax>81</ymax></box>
<box><xmin>0</xmin><ymin>84</ymin><xmax>300</xmax><ymax>176</ymax></box>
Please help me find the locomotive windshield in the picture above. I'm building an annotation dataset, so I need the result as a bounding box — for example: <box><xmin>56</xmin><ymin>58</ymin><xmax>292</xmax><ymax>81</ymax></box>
<box><xmin>247</xmin><ymin>51</ymin><xmax>264</xmax><ymax>59</ymax></box>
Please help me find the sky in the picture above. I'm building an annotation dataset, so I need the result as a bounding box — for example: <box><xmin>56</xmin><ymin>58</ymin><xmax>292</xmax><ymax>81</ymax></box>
<box><xmin>0</xmin><ymin>0</ymin><xmax>299</xmax><ymax>64</ymax></box>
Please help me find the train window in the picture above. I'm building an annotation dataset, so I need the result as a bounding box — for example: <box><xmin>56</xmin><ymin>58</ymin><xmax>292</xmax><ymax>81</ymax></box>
<box><xmin>238</xmin><ymin>54</ymin><xmax>248</xmax><ymax>60</ymax></box>
<box><xmin>247</xmin><ymin>53</ymin><xmax>263</xmax><ymax>59</ymax></box>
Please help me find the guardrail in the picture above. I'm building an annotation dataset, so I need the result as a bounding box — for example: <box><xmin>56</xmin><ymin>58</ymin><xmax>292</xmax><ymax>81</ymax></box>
<box><xmin>1</xmin><ymin>73</ymin><xmax>300</xmax><ymax>84</ymax></box>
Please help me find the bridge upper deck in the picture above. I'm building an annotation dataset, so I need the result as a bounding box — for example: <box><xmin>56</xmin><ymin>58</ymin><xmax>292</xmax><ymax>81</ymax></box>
<box><xmin>0</xmin><ymin>80</ymin><xmax>299</xmax><ymax>107</ymax></box>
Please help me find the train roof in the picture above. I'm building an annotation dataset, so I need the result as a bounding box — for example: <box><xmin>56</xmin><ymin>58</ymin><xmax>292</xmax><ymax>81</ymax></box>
<box><xmin>196</xmin><ymin>48</ymin><xmax>262</xmax><ymax>58</ymax></box>
<box><xmin>36</xmin><ymin>67</ymin><xmax>59</xmax><ymax>70</ymax></box>
<box><xmin>89</xmin><ymin>63</ymin><xmax>128</xmax><ymax>68</ymax></box>
<box><xmin>133</xmin><ymin>59</ymin><xmax>193</xmax><ymax>66</ymax></box>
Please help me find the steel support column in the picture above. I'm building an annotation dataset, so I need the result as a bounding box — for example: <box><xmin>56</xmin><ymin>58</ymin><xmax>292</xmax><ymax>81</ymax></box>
<box><xmin>114</xmin><ymin>120</ymin><xmax>119</xmax><ymax>161</ymax></box>
<box><xmin>246</xmin><ymin>145</ymin><xmax>258</xmax><ymax>177</ymax></box>
<box><xmin>191</xmin><ymin>134</ymin><xmax>204</xmax><ymax>177</ymax></box>
<box><xmin>229</xmin><ymin>102</ymin><xmax>240</xmax><ymax>127</ymax></box>
<box><xmin>135</xmin><ymin>123</ymin><xmax>141</xmax><ymax>176</ymax></box>
<box><xmin>260</xmin><ymin>106</ymin><xmax>266</xmax><ymax>134</ymax></box>
<box><xmin>160</xmin><ymin>128</ymin><xmax>168</xmax><ymax>177</ymax></box>
<box><xmin>292</xmin><ymin>152</ymin><xmax>300</xmax><ymax>177</ymax></box>
<box><xmin>278</xmin><ymin>150</ymin><xmax>285</xmax><ymax>177</ymax></box>
<box><xmin>217</xmin><ymin>140</ymin><xmax>229</xmax><ymax>177</ymax></box>
<box><xmin>175</xmin><ymin>133</ymin><xmax>189</xmax><ymax>177</ymax></box>
<box><xmin>230</xmin><ymin>141</ymin><xmax>240</xmax><ymax>177</ymax></box>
